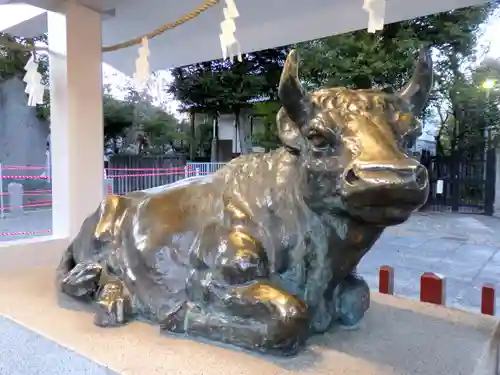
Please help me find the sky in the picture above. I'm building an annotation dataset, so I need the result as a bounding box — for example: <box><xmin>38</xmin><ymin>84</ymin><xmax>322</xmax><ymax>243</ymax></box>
<box><xmin>482</xmin><ymin>14</ymin><xmax>500</xmax><ymax>58</ymax></box>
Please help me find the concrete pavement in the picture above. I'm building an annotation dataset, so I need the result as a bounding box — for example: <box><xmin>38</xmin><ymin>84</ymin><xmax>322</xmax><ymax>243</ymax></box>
<box><xmin>358</xmin><ymin>212</ymin><xmax>500</xmax><ymax>312</ymax></box>
<box><xmin>0</xmin><ymin>316</ymin><xmax>118</xmax><ymax>375</ymax></box>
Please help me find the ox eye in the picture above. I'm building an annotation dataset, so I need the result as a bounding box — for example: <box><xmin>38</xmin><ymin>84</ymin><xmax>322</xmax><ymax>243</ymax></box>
<box><xmin>308</xmin><ymin>135</ymin><xmax>330</xmax><ymax>149</ymax></box>
<box><xmin>397</xmin><ymin>112</ymin><xmax>411</xmax><ymax>123</ymax></box>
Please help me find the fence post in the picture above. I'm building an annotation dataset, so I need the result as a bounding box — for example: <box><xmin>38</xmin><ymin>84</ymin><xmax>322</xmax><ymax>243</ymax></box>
<box><xmin>481</xmin><ymin>284</ymin><xmax>496</xmax><ymax>316</ymax></box>
<box><xmin>196</xmin><ymin>168</ymin><xmax>200</xmax><ymax>176</ymax></box>
<box><xmin>0</xmin><ymin>163</ymin><xmax>4</xmax><ymax>219</ymax></box>
<box><xmin>379</xmin><ymin>265</ymin><xmax>394</xmax><ymax>295</ymax></box>
<box><xmin>420</xmin><ymin>272</ymin><xmax>446</xmax><ymax>305</ymax></box>
<box><xmin>484</xmin><ymin>148</ymin><xmax>496</xmax><ymax>216</ymax></box>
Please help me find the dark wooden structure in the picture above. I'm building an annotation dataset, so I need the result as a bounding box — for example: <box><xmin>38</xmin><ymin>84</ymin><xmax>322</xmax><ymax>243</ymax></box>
<box><xmin>420</xmin><ymin>148</ymin><xmax>496</xmax><ymax>215</ymax></box>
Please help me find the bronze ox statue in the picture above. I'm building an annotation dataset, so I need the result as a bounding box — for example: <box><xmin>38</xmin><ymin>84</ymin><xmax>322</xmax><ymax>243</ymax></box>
<box><xmin>57</xmin><ymin>48</ymin><xmax>432</xmax><ymax>356</ymax></box>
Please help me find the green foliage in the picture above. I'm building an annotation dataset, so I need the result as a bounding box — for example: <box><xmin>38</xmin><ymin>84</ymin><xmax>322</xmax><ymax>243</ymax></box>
<box><xmin>0</xmin><ymin>33</ymin><xmax>181</xmax><ymax>153</ymax></box>
<box><xmin>142</xmin><ymin>110</ymin><xmax>186</xmax><ymax>149</ymax></box>
<box><xmin>192</xmin><ymin>121</ymin><xmax>214</xmax><ymax>157</ymax></box>
<box><xmin>4</xmin><ymin>4</ymin><xmax>497</xmax><ymax>157</ymax></box>
<box><xmin>251</xmin><ymin>100</ymin><xmax>281</xmax><ymax>150</ymax></box>
<box><xmin>169</xmin><ymin>47</ymin><xmax>290</xmax><ymax>113</ymax></box>
<box><xmin>0</xmin><ymin>33</ymin><xmax>47</xmax><ymax>80</ymax></box>
<box><xmin>120</xmin><ymin>82</ymin><xmax>183</xmax><ymax>151</ymax></box>
<box><xmin>103</xmin><ymin>93</ymin><xmax>134</xmax><ymax>141</ymax></box>
<box><xmin>297</xmin><ymin>5</ymin><xmax>496</xmax><ymax>94</ymax></box>
<box><xmin>169</xmin><ymin>47</ymin><xmax>290</xmax><ymax>156</ymax></box>
<box><xmin>436</xmin><ymin>58</ymin><xmax>500</xmax><ymax>156</ymax></box>
<box><xmin>0</xmin><ymin>33</ymin><xmax>50</xmax><ymax>121</ymax></box>
<box><xmin>296</xmin><ymin>4</ymin><xmax>498</xmax><ymax>158</ymax></box>
<box><xmin>169</xmin><ymin>5</ymin><xmax>496</xmax><ymax>157</ymax></box>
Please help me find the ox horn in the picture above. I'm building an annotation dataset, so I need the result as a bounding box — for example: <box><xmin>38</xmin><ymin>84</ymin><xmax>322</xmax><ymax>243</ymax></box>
<box><xmin>278</xmin><ymin>49</ymin><xmax>312</xmax><ymax>128</ymax></box>
<box><xmin>398</xmin><ymin>47</ymin><xmax>434</xmax><ymax>116</ymax></box>
<box><xmin>277</xmin><ymin>50</ymin><xmax>313</xmax><ymax>152</ymax></box>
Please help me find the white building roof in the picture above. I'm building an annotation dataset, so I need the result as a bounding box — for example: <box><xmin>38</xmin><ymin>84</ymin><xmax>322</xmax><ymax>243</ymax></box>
<box><xmin>0</xmin><ymin>0</ymin><xmax>490</xmax><ymax>76</ymax></box>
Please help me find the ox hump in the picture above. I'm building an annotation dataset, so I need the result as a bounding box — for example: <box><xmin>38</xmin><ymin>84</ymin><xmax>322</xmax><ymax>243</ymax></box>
<box><xmin>94</xmin><ymin>194</ymin><xmax>137</xmax><ymax>241</ymax></box>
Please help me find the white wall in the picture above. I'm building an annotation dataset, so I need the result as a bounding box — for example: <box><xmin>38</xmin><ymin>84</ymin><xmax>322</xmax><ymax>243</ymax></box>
<box><xmin>218</xmin><ymin>114</ymin><xmax>235</xmax><ymax>140</ymax></box>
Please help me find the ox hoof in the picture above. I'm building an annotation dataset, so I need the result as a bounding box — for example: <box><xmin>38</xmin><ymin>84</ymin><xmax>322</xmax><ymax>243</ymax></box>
<box><xmin>339</xmin><ymin>320</ymin><xmax>364</xmax><ymax>331</ymax></box>
<box><xmin>263</xmin><ymin>322</ymin><xmax>309</xmax><ymax>357</ymax></box>
<box><xmin>335</xmin><ymin>274</ymin><xmax>370</xmax><ymax>327</ymax></box>
<box><xmin>60</xmin><ymin>262</ymin><xmax>102</xmax><ymax>299</ymax></box>
<box><xmin>309</xmin><ymin>299</ymin><xmax>333</xmax><ymax>333</ymax></box>
<box><xmin>263</xmin><ymin>312</ymin><xmax>309</xmax><ymax>356</ymax></box>
<box><xmin>159</xmin><ymin>301</ymin><xmax>191</xmax><ymax>334</ymax></box>
<box><xmin>94</xmin><ymin>282</ymin><xmax>132</xmax><ymax>327</ymax></box>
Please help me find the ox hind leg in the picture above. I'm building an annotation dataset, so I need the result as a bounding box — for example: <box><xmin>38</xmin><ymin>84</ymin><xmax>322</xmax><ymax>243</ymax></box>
<box><xmin>160</xmin><ymin>224</ymin><xmax>309</xmax><ymax>356</ymax></box>
<box><xmin>57</xmin><ymin>196</ymin><xmax>134</xmax><ymax>327</ymax></box>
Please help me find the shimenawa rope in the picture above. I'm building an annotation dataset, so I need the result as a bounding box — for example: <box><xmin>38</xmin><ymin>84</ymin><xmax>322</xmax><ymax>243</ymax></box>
<box><xmin>0</xmin><ymin>0</ymin><xmax>220</xmax><ymax>53</ymax></box>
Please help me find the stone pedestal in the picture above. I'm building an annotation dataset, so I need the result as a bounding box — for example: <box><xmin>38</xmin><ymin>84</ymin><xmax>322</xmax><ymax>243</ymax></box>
<box><xmin>0</xmin><ymin>264</ymin><xmax>497</xmax><ymax>375</ymax></box>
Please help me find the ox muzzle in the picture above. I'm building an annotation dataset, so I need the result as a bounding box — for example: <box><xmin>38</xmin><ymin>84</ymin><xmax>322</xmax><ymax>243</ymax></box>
<box><xmin>340</xmin><ymin>159</ymin><xmax>429</xmax><ymax>224</ymax></box>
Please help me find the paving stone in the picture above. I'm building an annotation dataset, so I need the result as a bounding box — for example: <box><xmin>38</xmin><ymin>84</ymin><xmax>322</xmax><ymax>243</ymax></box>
<box><xmin>473</xmin><ymin>262</ymin><xmax>500</xmax><ymax>287</ymax></box>
<box><xmin>445</xmin><ymin>244</ymin><xmax>498</xmax><ymax>264</ymax></box>
<box><xmin>0</xmin><ymin>315</ymin><xmax>118</xmax><ymax>375</ymax></box>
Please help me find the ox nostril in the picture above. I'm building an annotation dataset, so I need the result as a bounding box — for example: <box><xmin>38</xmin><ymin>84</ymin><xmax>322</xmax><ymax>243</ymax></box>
<box><xmin>344</xmin><ymin>168</ymin><xmax>360</xmax><ymax>186</ymax></box>
<box><xmin>414</xmin><ymin>165</ymin><xmax>428</xmax><ymax>189</ymax></box>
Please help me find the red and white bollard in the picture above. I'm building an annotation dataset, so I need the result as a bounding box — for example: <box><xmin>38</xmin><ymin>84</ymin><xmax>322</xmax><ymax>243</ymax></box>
<box><xmin>379</xmin><ymin>265</ymin><xmax>394</xmax><ymax>295</ymax></box>
<box><xmin>481</xmin><ymin>284</ymin><xmax>496</xmax><ymax>316</ymax></box>
<box><xmin>420</xmin><ymin>272</ymin><xmax>445</xmax><ymax>305</ymax></box>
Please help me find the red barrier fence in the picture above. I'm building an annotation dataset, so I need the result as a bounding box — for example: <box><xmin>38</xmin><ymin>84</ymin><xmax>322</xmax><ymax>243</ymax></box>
<box><xmin>1</xmin><ymin>166</ymin><xmax>192</xmax><ymax>180</ymax></box>
<box><xmin>379</xmin><ymin>265</ymin><xmax>496</xmax><ymax>316</ymax></box>
<box><xmin>0</xmin><ymin>229</ymin><xmax>52</xmax><ymax>237</ymax></box>
<box><xmin>0</xmin><ymin>166</ymin><xmax>215</xmax><ymax>213</ymax></box>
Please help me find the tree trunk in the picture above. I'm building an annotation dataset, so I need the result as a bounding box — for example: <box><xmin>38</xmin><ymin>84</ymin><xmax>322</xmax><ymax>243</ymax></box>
<box><xmin>237</xmin><ymin>108</ymin><xmax>252</xmax><ymax>154</ymax></box>
<box><xmin>210</xmin><ymin>115</ymin><xmax>219</xmax><ymax>162</ymax></box>
<box><xmin>189</xmin><ymin>111</ymin><xmax>196</xmax><ymax>161</ymax></box>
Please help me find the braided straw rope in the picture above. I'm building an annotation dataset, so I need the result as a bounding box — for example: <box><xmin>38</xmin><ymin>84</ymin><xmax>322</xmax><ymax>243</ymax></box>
<box><xmin>102</xmin><ymin>0</ymin><xmax>220</xmax><ymax>52</ymax></box>
<box><xmin>0</xmin><ymin>0</ymin><xmax>220</xmax><ymax>53</ymax></box>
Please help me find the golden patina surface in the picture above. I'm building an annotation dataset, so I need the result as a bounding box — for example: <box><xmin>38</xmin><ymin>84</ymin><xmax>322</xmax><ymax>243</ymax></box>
<box><xmin>56</xmin><ymin>48</ymin><xmax>433</xmax><ymax>356</ymax></box>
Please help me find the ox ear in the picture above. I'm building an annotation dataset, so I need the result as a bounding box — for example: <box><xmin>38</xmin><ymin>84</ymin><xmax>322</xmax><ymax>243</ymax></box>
<box><xmin>397</xmin><ymin>47</ymin><xmax>434</xmax><ymax>116</ymax></box>
<box><xmin>278</xmin><ymin>49</ymin><xmax>313</xmax><ymax>152</ymax></box>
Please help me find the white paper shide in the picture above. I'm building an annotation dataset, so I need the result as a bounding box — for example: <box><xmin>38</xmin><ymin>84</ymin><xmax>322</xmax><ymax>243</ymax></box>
<box><xmin>220</xmin><ymin>0</ymin><xmax>242</xmax><ymax>62</ymax></box>
<box><xmin>134</xmin><ymin>37</ymin><xmax>150</xmax><ymax>89</ymax></box>
<box><xmin>23</xmin><ymin>54</ymin><xmax>45</xmax><ymax>106</ymax></box>
<box><xmin>363</xmin><ymin>0</ymin><xmax>386</xmax><ymax>33</ymax></box>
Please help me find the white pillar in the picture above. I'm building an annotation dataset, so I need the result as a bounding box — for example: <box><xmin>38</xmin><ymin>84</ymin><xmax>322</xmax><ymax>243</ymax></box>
<box><xmin>48</xmin><ymin>4</ymin><xmax>104</xmax><ymax>239</ymax></box>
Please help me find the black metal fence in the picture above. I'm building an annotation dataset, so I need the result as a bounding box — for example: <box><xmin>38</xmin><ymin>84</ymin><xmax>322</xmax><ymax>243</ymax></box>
<box><xmin>420</xmin><ymin>148</ymin><xmax>496</xmax><ymax>215</ymax></box>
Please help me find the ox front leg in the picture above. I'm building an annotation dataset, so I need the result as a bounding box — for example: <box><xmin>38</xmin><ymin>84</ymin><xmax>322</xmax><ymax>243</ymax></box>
<box><xmin>334</xmin><ymin>272</ymin><xmax>370</xmax><ymax>329</ymax></box>
<box><xmin>161</xmin><ymin>279</ymin><xmax>309</xmax><ymax>356</ymax></box>
<box><xmin>60</xmin><ymin>262</ymin><xmax>133</xmax><ymax>327</ymax></box>
<box><xmin>59</xmin><ymin>261</ymin><xmax>102</xmax><ymax>299</ymax></box>
<box><xmin>160</xmin><ymin>222</ymin><xmax>309</xmax><ymax>355</ymax></box>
